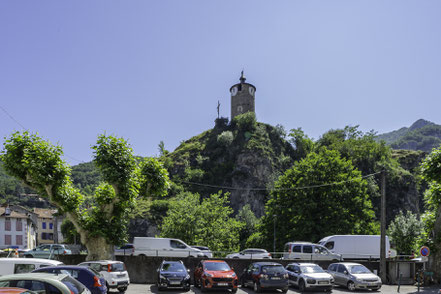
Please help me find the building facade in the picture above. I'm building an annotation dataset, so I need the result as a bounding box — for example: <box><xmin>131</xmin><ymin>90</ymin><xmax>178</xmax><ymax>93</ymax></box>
<box><xmin>0</xmin><ymin>205</ymin><xmax>37</xmax><ymax>249</ymax></box>
<box><xmin>33</xmin><ymin>208</ymin><xmax>64</xmax><ymax>245</ymax></box>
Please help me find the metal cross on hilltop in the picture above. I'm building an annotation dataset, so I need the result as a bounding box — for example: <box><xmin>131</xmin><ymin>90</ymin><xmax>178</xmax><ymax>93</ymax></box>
<box><xmin>217</xmin><ymin>100</ymin><xmax>220</xmax><ymax>119</ymax></box>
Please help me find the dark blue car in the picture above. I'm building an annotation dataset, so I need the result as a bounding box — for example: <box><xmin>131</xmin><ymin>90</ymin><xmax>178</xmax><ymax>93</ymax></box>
<box><xmin>157</xmin><ymin>260</ymin><xmax>191</xmax><ymax>291</ymax></box>
<box><xmin>32</xmin><ymin>265</ymin><xmax>107</xmax><ymax>294</ymax></box>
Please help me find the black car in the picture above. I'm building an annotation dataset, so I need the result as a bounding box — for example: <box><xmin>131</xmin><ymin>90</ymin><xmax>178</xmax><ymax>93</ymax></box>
<box><xmin>157</xmin><ymin>260</ymin><xmax>191</xmax><ymax>291</ymax></box>
<box><xmin>240</xmin><ymin>262</ymin><xmax>288</xmax><ymax>293</ymax></box>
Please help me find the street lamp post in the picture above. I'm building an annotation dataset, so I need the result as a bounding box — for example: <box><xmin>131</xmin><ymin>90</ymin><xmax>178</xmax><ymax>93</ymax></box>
<box><xmin>273</xmin><ymin>214</ymin><xmax>277</xmax><ymax>256</ymax></box>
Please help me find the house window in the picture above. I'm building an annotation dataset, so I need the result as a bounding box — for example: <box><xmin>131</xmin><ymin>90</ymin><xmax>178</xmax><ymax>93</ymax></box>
<box><xmin>42</xmin><ymin>232</ymin><xmax>47</xmax><ymax>240</ymax></box>
<box><xmin>5</xmin><ymin>235</ymin><xmax>11</xmax><ymax>245</ymax></box>
<box><xmin>42</xmin><ymin>222</ymin><xmax>46</xmax><ymax>229</ymax></box>
<box><xmin>49</xmin><ymin>223</ymin><xmax>53</xmax><ymax>230</ymax></box>
<box><xmin>16</xmin><ymin>235</ymin><xmax>23</xmax><ymax>245</ymax></box>
<box><xmin>16</xmin><ymin>220</ymin><xmax>23</xmax><ymax>231</ymax></box>
<box><xmin>48</xmin><ymin>233</ymin><xmax>54</xmax><ymax>240</ymax></box>
<box><xmin>5</xmin><ymin>219</ymin><xmax>11</xmax><ymax>231</ymax></box>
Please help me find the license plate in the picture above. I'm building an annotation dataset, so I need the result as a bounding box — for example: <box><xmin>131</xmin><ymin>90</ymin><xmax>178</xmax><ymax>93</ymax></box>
<box><xmin>318</xmin><ymin>281</ymin><xmax>328</xmax><ymax>284</ymax></box>
<box><xmin>218</xmin><ymin>283</ymin><xmax>228</xmax><ymax>286</ymax></box>
<box><xmin>117</xmin><ymin>274</ymin><xmax>125</xmax><ymax>278</ymax></box>
<box><xmin>368</xmin><ymin>283</ymin><xmax>377</xmax><ymax>286</ymax></box>
<box><xmin>170</xmin><ymin>281</ymin><xmax>181</xmax><ymax>285</ymax></box>
<box><xmin>271</xmin><ymin>277</ymin><xmax>281</xmax><ymax>280</ymax></box>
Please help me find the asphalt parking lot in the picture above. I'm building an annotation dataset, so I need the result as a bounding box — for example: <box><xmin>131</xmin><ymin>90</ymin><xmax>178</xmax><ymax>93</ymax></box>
<box><xmin>119</xmin><ymin>284</ymin><xmax>441</xmax><ymax>294</ymax></box>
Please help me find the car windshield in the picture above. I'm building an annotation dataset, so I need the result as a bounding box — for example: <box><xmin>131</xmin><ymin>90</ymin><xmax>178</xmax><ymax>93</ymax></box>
<box><xmin>262</xmin><ymin>265</ymin><xmax>285</xmax><ymax>274</ymax></box>
<box><xmin>300</xmin><ymin>265</ymin><xmax>325</xmax><ymax>273</ymax></box>
<box><xmin>349</xmin><ymin>265</ymin><xmax>371</xmax><ymax>274</ymax></box>
<box><xmin>204</xmin><ymin>262</ymin><xmax>231</xmax><ymax>271</ymax></box>
<box><xmin>62</xmin><ymin>275</ymin><xmax>87</xmax><ymax>294</ymax></box>
<box><xmin>162</xmin><ymin>263</ymin><xmax>186</xmax><ymax>272</ymax></box>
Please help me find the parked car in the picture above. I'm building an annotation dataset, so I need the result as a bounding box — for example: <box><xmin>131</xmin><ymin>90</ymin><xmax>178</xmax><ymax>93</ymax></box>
<box><xmin>285</xmin><ymin>263</ymin><xmax>334</xmax><ymax>292</ymax></box>
<box><xmin>283</xmin><ymin>242</ymin><xmax>342</xmax><ymax>261</ymax></box>
<box><xmin>114</xmin><ymin>244</ymin><xmax>134</xmax><ymax>256</ymax></box>
<box><xmin>23</xmin><ymin>244</ymin><xmax>72</xmax><ymax>259</ymax></box>
<box><xmin>240</xmin><ymin>262</ymin><xmax>288</xmax><ymax>293</ymax></box>
<box><xmin>33</xmin><ymin>265</ymin><xmax>107</xmax><ymax>294</ymax></box>
<box><xmin>0</xmin><ymin>258</ymin><xmax>63</xmax><ymax>276</ymax></box>
<box><xmin>327</xmin><ymin>262</ymin><xmax>382</xmax><ymax>291</ymax></box>
<box><xmin>0</xmin><ymin>288</ymin><xmax>38</xmax><ymax>294</ymax></box>
<box><xmin>318</xmin><ymin>235</ymin><xmax>391</xmax><ymax>259</ymax></box>
<box><xmin>194</xmin><ymin>260</ymin><xmax>238</xmax><ymax>292</ymax></box>
<box><xmin>0</xmin><ymin>273</ymin><xmax>91</xmax><ymax>294</ymax></box>
<box><xmin>133</xmin><ymin>237</ymin><xmax>204</xmax><ymax>257</ymax></box>
<box><xmin>191</xmin><ymin>246</ymin><xmax>213</xmax><ymax>258</ymax></box>
<box><xmin>156</xmin><ymin>260</ymin><xmax>191</xmax><ymax>291</ymax></box>
<box><xmin>78</xmin><ymin>260</ymin><xmax>130</xmax><ymax>293</ymax></box>
<box><xmin>226</xmin><ymin>249</ymin><xmax>271</xmax><ymax>259</ymax></box>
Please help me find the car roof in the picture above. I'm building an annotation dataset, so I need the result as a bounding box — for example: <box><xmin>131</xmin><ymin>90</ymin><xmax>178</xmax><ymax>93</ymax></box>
<box><xmin>0</xmin><ymin>288</ymin><xmax>37</xmax><ymax>294</ymax></box>
<box><xmin>34</xmin><ymin>265</ymin><xmax>91</xmax><ymax>271</ymax></box>
<box><xmin>0</xmin><ymin>272</ymin><xmax>70</xmax><ymax>282</ymax></box>
<box><xmin>287</xmin><ymin>263</ymin><xmax>318</xmax><ymax>266</ymax></box>
<box><xmin>331</xmin><ymin>262</ymin><xmax>362</xmax><ymax>266</ymax></box>
<box><xmin>244</xmin><ymin>248</ymin><xmax>267</xmax><ymax>251</ymax></box>
<box><xmin>202</xmin><ymin>260</ymin><xmax>227</xmax><ymax>263</ymax></box>
<box><xmin>285</xmin><ymin>241</ymin><xmax>316</xmax><ymax>245</ymax></box>
<box><xmin>162</xmin><ymin>260</ymin><xmax>184</xmax><ymax>264</ymax></box>
<box><xmin>81</xmin><ymin>260</ymin><xmax>123</xmax><ymax>264</ymax></box>
<box><xmin>0</xmin><ymin>258</ymin><xmax>63</xmax><ymax>265</ymax></box>
<box><xmin>253</xmin><ymin>262</ymin><xmax>282</xmax><ymax>266</ymax></box>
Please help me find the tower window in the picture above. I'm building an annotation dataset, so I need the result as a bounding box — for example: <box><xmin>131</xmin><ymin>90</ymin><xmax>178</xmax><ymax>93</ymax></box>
<box><xmin>238</xmin><ymin>84</ymin><xmax>242</xmax><ymax>91</ymax></box>
<box><xmin>237</xmin><ymin>106</ymin><xmax>243</xmax><ymax>113</ymax></box>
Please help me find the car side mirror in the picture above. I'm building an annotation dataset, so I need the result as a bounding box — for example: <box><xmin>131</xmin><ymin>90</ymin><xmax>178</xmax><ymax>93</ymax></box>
<box><xmin>344</xmin><ymin>270</ymin><xmax>348</xmax><ymax>275</ymax></box>
<box><xmin>240</xmin><ymin>252</ymin><xmax>244</xmax><ymax>255</ymax></box>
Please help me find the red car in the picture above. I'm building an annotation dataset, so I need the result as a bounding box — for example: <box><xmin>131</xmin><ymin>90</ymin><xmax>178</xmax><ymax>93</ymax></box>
<box><xmin>194</xmin><ymin>260</ymin><xmax>238</xmax><ymax>293</ymax></box>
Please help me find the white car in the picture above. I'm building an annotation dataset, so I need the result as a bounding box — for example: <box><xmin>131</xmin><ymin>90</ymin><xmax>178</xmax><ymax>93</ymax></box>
<box><xmin>226</xmin><ymin>248</ymin><xmax>271</xmax><ymax>259</ymax></box>
<box><xmin>78</xmin><ymin>260</ymin><xmax>130</xmax><ymax>292</ymax></box>
<box><xmin>285</xmin><ymin>263</ymin><xmax>334</xmax><ymax>292</ymax></box>
<box><xmin>191</xmin><ymin>246</ymin><xmax>213</xmax><ymax>258</ymax></box>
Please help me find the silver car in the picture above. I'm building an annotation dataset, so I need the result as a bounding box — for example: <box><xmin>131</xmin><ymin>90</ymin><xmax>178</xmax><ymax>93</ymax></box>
<box><xmin>286</xmin><ymin>263</ymin><xmax>334</xmax><ymax>292</ymax></box>
<box><xmin>327</xmin><ymin>262</ymin><xmax>381</xmax><ymax>291</ymax></box>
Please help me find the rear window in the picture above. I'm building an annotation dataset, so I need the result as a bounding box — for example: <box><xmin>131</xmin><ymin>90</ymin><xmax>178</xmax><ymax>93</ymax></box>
<box><xmin>162</xmin><ymin>263</ymin><xmax>186</xmax><ymax>272</ymax></box>
<box><xmin>204</xmin><ymin>262</ymin><xmax>230</xmax><ymax>271</ymax></box>
<box><xmin>324</xmin><ymin>241</ymin><xmax>334</xmax><ymax>250</ymax></box>
<box><xmin>111</xmin><ymin>263</ymin><xmax>126</xmax><ymax>272</ymax></box>
<box><xmin>62</xmin><ymin>275</ymin><xmax>87</xmax><ymax>294</ymax></box>
<box><xmin>261</xmin><ymin>265</ymin><xmax>285</xmax><ymax>274</ymax></box>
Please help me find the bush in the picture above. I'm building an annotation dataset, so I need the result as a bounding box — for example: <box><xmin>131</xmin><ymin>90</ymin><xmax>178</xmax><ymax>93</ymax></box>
<box><xmin>217</xmin><ymin>131</ymin><xmax>234</xmax><ymax>146</ymax></box>
<box><xmin>232</xmin><ymin>112</ymin><xmax>257</xmax><ymax>131</ymax></box>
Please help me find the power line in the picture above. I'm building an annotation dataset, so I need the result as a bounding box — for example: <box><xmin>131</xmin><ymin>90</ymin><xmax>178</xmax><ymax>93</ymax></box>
<box><xmin>181</xmin><ymin>171</ymin><xmax>382</xmax><ymax>191</ymax></box>
<box><xmin>0</xmin><ymin>104</ymin><xmax>84</xmax><ymax>163</ymax></box>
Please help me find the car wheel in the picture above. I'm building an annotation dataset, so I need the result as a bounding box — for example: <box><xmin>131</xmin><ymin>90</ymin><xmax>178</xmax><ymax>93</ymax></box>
<box><xmin>347</xmin><ymin>281</ymin><xmax>356</xmax><ymax>291</ymax></box>
<box><xmin>233</xmin><ymin>256</ymin><xmax>239</xmax><ymax>259</ymax></box>
<box><xmin>25</xmin><ymin>254</ymin><xmax>33</xmax><ymax>258</ymax></box>
<box><xmin>184</xmin><ymin>286</ymin><xmax>191</xmax><ymax>292</ymax></box>
<box><xmin>281</xmin><ymin>287</ymin><xmax>288</xmax><ymax>293</ymax></box>
<box><xmin>241</xmin><ymin>278</ymin><xmax>246</xmax><ymax>288</ymax></box>
<box><xmin>118</xmin><ymin>286</ymin><xmax>127</xmax><ymax>293</ymax></box>
<box><xmin>106</xmin><ymin>283</ymin><xmax>110</xmax><ymax>294</ymax></box>
<box><xmin>298</xmin><ymin>279</ymin><xmax>306</xmax><ymax>292</ymax></box>
<box><xmin>231</xmin><ymin>288</ymin><xmax>237</xmax><ymax>293</ymax></box>
<box><xmin>253</xmin><ymin>282</ymin><xmax>261</xmax><ymax>293</ymax></box>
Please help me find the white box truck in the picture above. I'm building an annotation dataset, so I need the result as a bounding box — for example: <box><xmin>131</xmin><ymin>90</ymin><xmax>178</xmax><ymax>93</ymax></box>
<box><xmin>133</xmin><ymin>237</ymin><xmax>204</xmax><ymax>257</ymax></box>
<box><xmin>318</xmin><ymin>235</ymin><xmax>391</xmax><ymax>260</ymax></box>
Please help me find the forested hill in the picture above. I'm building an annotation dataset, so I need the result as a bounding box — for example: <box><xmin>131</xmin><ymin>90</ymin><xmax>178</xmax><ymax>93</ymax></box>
<box><xmin>376</xmin><ymin>119</ymin><xmax>441</xmax><ymax>152</ymax></box>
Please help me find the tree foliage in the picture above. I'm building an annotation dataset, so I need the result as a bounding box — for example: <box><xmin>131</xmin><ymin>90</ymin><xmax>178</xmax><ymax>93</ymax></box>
<box><xmin>259</xmin><ymin>148</ymin><xmax>378</xmax><ymax>251</ymax></box>
<box><xmin>387</xmin><ymin>210</ymin><xmax>423</xmax><ymax>254</ymax></box>
<box><xmin>160</xmin><ymin>191</ymin><xmax>243</xmax><ymax>253</ymax></box>
<box><xmin>419</xmin><ymin>146</ymin><xmax>441</xmax><ymax>252</ymax></box>
<box><xmin>1</xmin><ymin>131</ymin><xmax>170</xmax><ymax>260</ymax></box>
<box><xmin>235</xmin><ymin>204</ymin><xmax>259</xmax><ymax>250</ymax></box>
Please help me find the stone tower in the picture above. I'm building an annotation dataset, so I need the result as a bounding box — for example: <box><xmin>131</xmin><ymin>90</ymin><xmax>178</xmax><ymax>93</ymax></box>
<box><xmin>230</xmin><ymin>71</ymin><xmax>256</xmax><ymax>119</ymax></box>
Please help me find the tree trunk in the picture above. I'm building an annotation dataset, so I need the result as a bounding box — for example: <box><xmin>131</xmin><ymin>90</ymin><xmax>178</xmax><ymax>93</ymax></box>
<box><xmin>84</xmin><ymin>236</ymin><xmax>113</xmax><ymax>261</ymax></box>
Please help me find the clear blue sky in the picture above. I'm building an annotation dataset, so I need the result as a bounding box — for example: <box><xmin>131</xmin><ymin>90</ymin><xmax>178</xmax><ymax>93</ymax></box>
<box><xmin>1</xmin><ymin>1</ymin><xmax>440</xmax><ymax>165</ymax></box>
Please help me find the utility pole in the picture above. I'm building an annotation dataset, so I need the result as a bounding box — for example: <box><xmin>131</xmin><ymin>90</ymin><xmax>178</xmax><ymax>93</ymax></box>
<box><xmin>273</xmin><ymin>214</ymin><xmax>277</xmax><ymax>256</ymax></box>
<box><xmin>380</xmin><ymin>170</ymin><xmax>387</xmax><ymax>283</ymax></box>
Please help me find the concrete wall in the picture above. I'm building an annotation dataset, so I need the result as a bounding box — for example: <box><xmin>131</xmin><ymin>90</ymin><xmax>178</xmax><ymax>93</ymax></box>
<box><xmin>58</xmin><ymin>255</ymin><xmax>403</xmax><ymax>284</ymax></box>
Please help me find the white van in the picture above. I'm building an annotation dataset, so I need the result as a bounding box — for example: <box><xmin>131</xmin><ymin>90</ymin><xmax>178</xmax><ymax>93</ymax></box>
<box><xmin>133</xmin><ymin>237</ymin><xmax>203</xmax><ymax>257</ymax></box>
<box><xmin>0</xmin><ymin>258</ymin><xmax>63</xmax><ymax>276</ymax></box>
<box><xmin>318</xmin><ymin>235</ymin><xmax>391</xmax><ymax>259</ymax></box>
<box><xmin>283</xmin><ymin>242</ymin><xmax>342</xmax><ymax>261</ymax></box>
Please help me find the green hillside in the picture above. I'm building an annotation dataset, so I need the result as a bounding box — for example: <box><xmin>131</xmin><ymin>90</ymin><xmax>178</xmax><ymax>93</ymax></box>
<box><xmin>377</xmin><ymin>119</ymin><xmax>441</xmax><ymax>152</ymax></box>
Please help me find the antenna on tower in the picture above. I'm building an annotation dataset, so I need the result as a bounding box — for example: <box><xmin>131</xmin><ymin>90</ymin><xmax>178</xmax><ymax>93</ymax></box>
<box><xmin>217</xmin><ymin>100</ymin><xmax>221</xmax><ymax>119</ymax></box>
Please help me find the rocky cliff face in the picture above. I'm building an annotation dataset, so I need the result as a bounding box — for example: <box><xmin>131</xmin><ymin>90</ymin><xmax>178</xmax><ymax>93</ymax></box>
<box><xmin>165</xmin><ymin>116</ymin><xmax>295</xmax><ymax>217</ymax></box>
